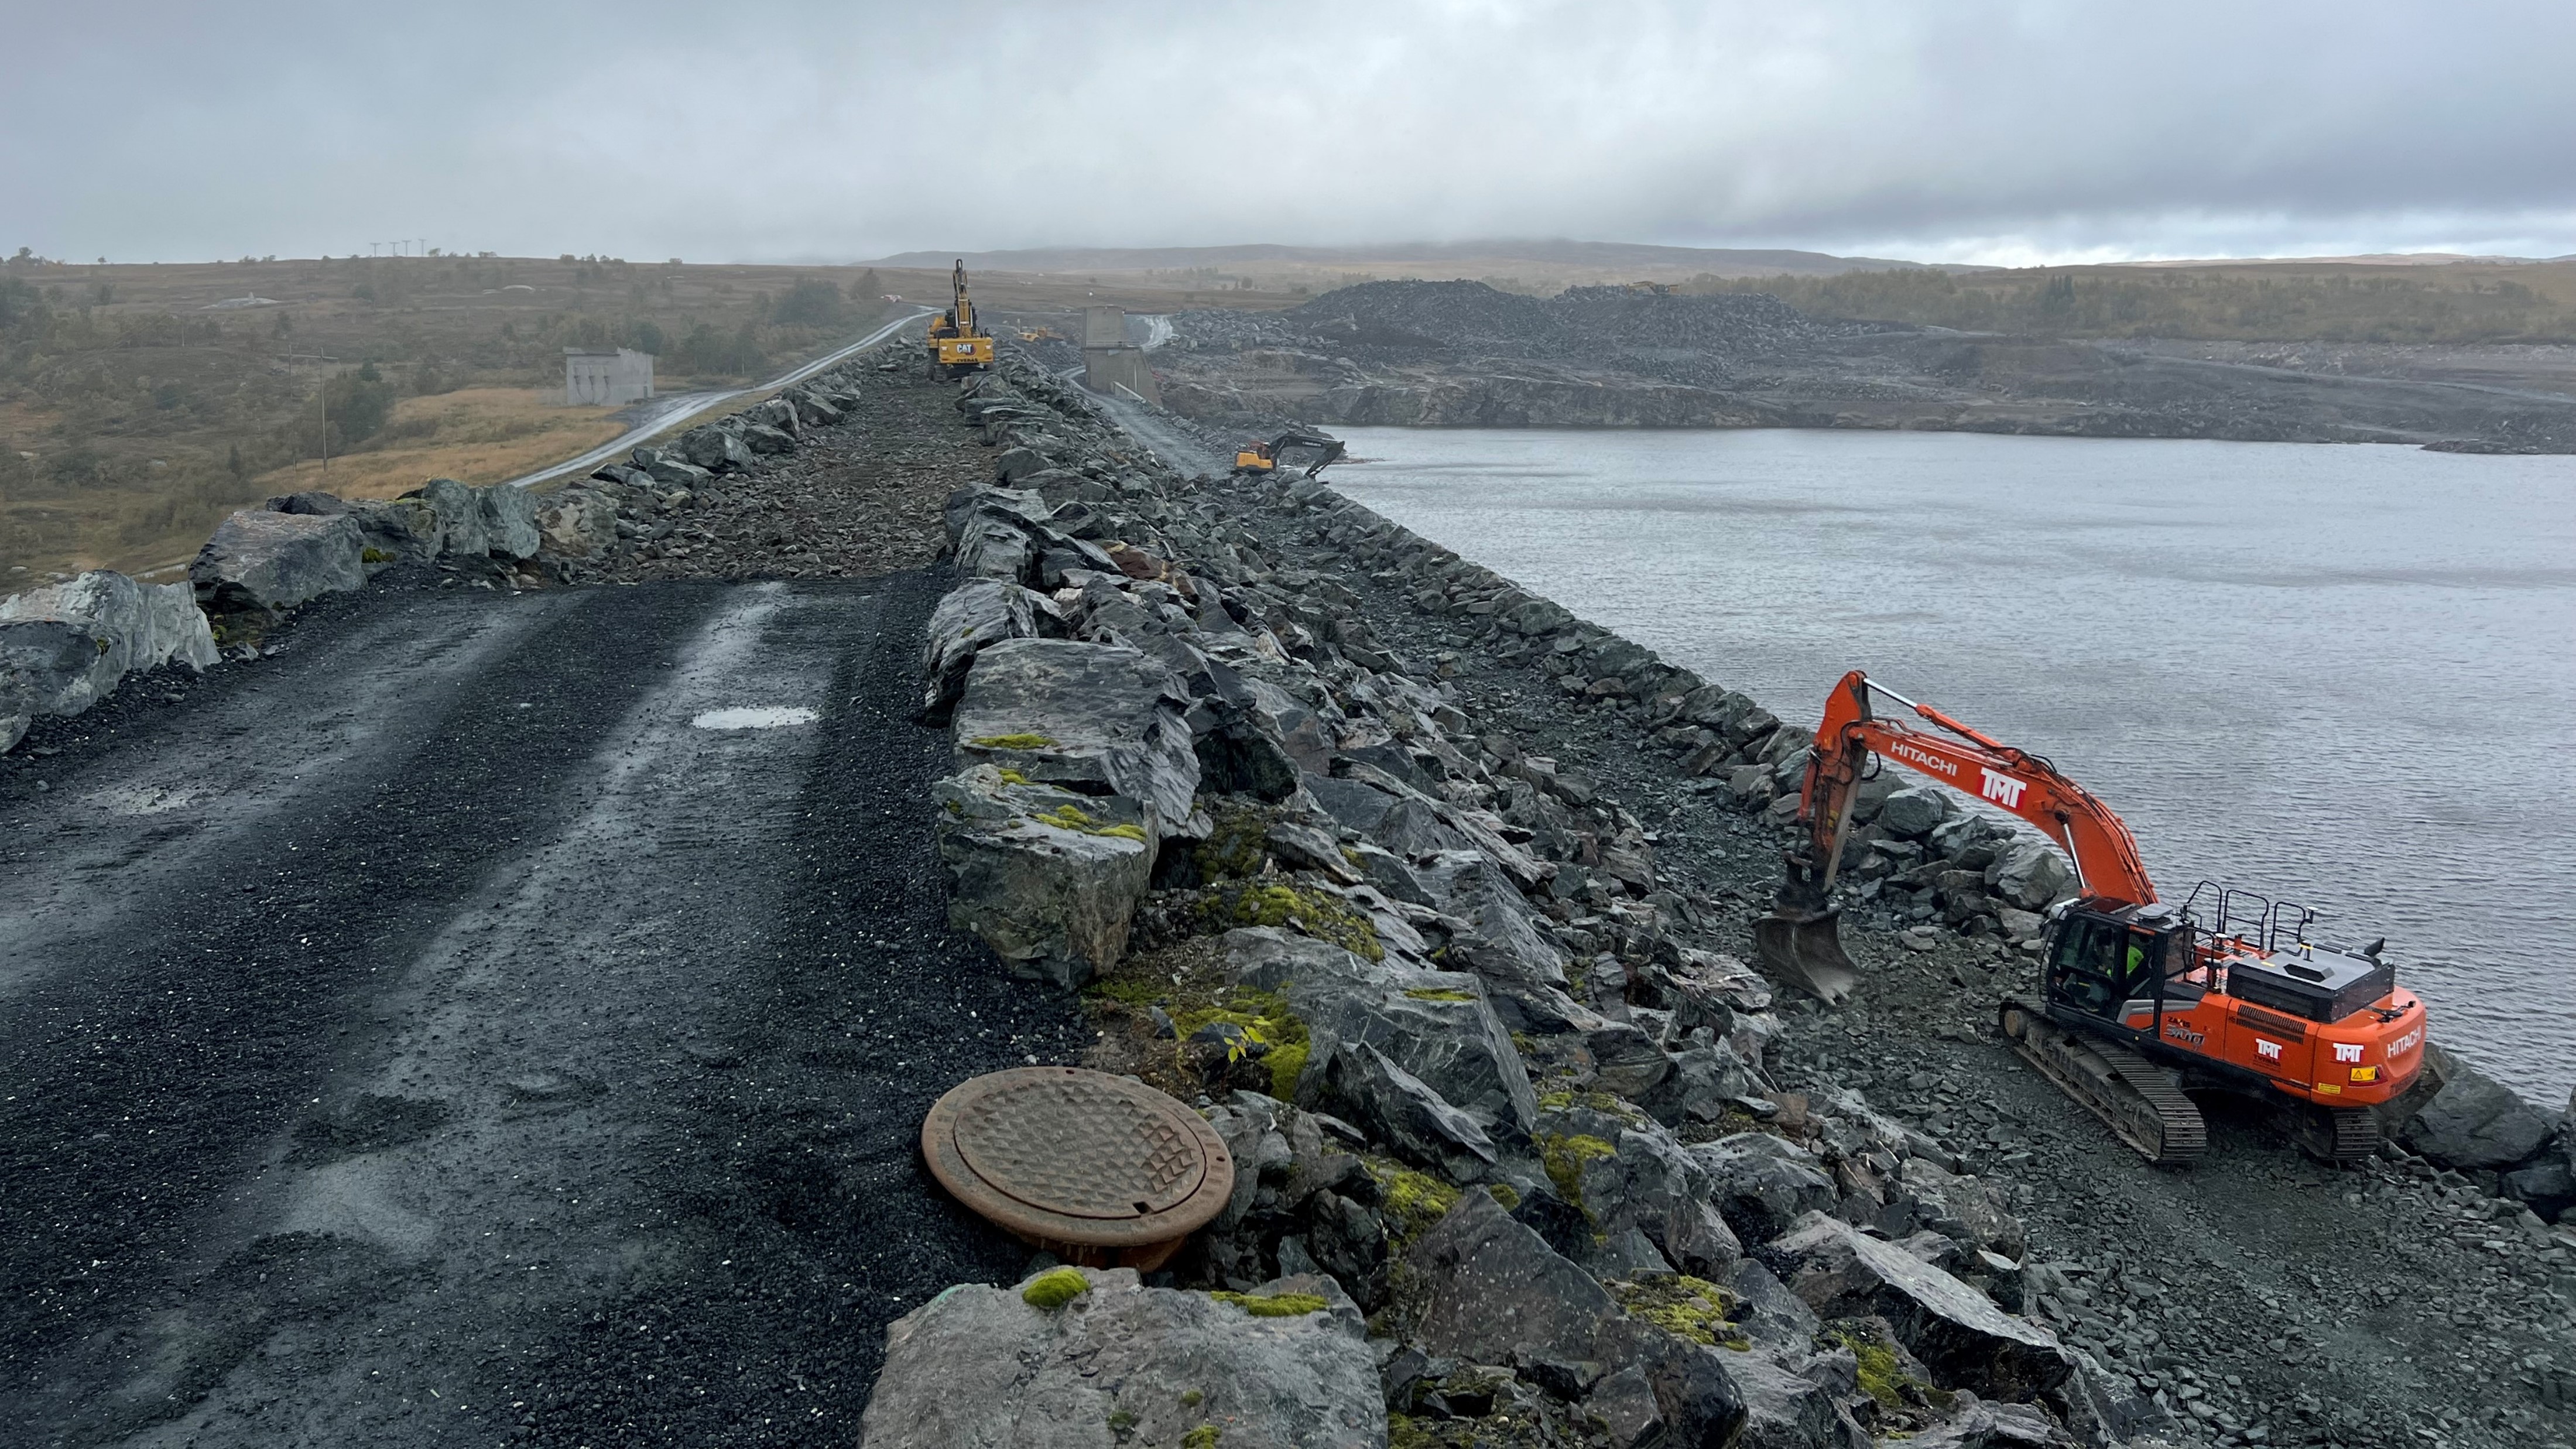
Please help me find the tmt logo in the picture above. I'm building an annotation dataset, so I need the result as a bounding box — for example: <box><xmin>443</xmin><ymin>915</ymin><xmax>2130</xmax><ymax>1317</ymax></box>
<box><xmin>2333</xmin><ymin>1043</ymin><xmax>2365</xmax><ymax>1064</ymax></box>
<box><xmin>1980</xmin><ymin>768</ymin><xmax>2027</xmax><ymax>808</ymax></box>
<box><xmin>2255</xmin><ymin>1038</ymin><xmax>2283</xmax><ymax>1061</ymax></box>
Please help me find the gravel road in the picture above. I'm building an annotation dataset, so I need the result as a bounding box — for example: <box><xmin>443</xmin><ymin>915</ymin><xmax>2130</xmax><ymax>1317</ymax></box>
<box><xmin>0</xmin><ymin>568</ymin><xmax>1085</xmax><ymax>1443</ymax></box>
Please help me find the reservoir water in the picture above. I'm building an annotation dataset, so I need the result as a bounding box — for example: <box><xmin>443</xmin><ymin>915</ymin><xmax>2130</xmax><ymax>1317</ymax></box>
<box><xmin>1330</xmin><ymin>426</ymin><xmax>2576</xmax><ymax>1107</ymax></box>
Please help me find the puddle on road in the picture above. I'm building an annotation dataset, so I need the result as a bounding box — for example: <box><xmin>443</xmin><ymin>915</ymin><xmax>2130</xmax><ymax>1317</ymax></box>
<box><xmin>87</xmin><ymin>784</ymin><xmax>207</xmax><ymax>816</ymax></box>
<box><xmin>689</xmin><ymin>706</ymin><xmax>818</xmax><ymax>730</ymax></box>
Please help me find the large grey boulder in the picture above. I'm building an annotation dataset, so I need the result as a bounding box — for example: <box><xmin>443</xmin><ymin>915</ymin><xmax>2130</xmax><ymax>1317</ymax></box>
<box><xmin>407</xmin><ymin>478</ymin><xmax>488</xmax><ymax>557</ymax></box>
<box><xmin>1577</xmin><ymin>1125</ymin><xmax>1743</xmax><ymax>1278</ymax></box>
<box><xmin>640</xmin><ymin>454</ymin><xmax>712</xmax><ymax>491</ymax></box>
<box><xmin>263</xmin><ymin>489</ymin><xmax>439</xmax><ymax>570</ymax></box>
<box><xmin>1640</xmin><ymin>1040</ymin><xmax>1765</xmax><ymax>1128</ymax></box>
<box><xmin>533</xmin><ymin>487</ymin><xmax>618</xmax><ymax>560</ymax></box>
<box><xmin>1691</xmin><ymin>1133</ymin><xmax>1840</xmax><ymax>1244</ymax></box>
<box><xmin>1895</xmin><ymin>1157</ymin><xmax>2026</xmax><ymax>1260</ymax></box>
<box><xmin>1876</xmin><ymin>785</ymin><xmax>1954</xmax><ymax>840</ymax></box>
<box><xmin>932</xmin><ymin>765</ymin><xmax>1153</xmax><ymax>989</ymax></box>
<box><xmin>952</xmin><ymin>638</ymin><xmax>1200</xmax><ymax>835</ymax></box>
<box><xmin>1222</xmin><ymin>928</ymin><xmax>1537</xmax><ymax>1135</ymax></box>
<box><xmin>2402</xmin><ymin>1061</ymin><xmax>2559</xmax><ymax>1169</ymax></box>
<box><xmin>1990</xmin><ymin>841</ymin><xmax>2075</xmax><ymax>911</ymax></box>
<box><xmin>920</xmin><ymin>580</ymin><xmax>1044</xmax><ymax>722</ymax></box>
<box><xmin>858</xmin><ymin>1268</ymin><xmax>1383</xmax><ymax>1448</ymax></box>
<box><xmin>1725</xmin><ymin>1345</ymin><xmax>1873</xmax><ymax>1449</ymax></box>
<box><xmin>191</xmin><ymin>509</ymin><xmax>366</xmax><ymax>615</ymax></box>
<box><xmin>676</xmin><ymin>424</ymin><xmax>753</xmax><ymax>472</ymax></box>
<box><xmin>994</xmin><ymin>445</ymin><xmax>1051</xmax><ymax>482</ymax></box>
<box><xmin>477</xmin><ymin>483</ymin><xmax>542</xmax><ymax>560</ymax></box>
<box><xmin>1769</xmin><ymin>1212</ymin><xmax>2071</xmax><ymax>1402</ymax></box>
<box><xmin>1405</xmin><ymin>1183</ymin><xmax>1615</xmax><ymax>1365</ymax></box>
<box><xmin>1415</xmin><ymin>849</ymin><xmax>1570</xmax><ymax>996</ymax></box>
<box><xmin>738</xmin><ymin>423</ymin><xmax>797</xmax><ymax>455</ymax></box>
<box><xmin>1313</xmin><ymin>1040</ymin><xmax>1496</xmax><ymax>1178</ymax></box>
<box><xmin>1</xmin><ymin>571</ymin><xmax>217</xmax><ymax>751</ymax></box>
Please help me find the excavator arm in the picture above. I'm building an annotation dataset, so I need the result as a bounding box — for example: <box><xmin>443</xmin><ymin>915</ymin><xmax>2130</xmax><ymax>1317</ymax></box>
<box><xmin>951</xmin><ymin>259</ymin><xmax>977</xmax><ymax>335</ymax></box>
<box><xmin>1797</xmin><ymin>670</ymin><xmax>2156</xmax><ymax>907</ymax></box>
<box><xmin>1759</xmin><ymin>669</ymin><xmax>2156</xmax><ymax>1003</ymax></box>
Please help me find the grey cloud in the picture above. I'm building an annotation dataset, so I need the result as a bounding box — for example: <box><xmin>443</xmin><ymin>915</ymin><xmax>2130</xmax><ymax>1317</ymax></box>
<box><xmin>4</xmin><ymin>0</ymin><xmax>2571</xmax><ymax>263</ymax></box>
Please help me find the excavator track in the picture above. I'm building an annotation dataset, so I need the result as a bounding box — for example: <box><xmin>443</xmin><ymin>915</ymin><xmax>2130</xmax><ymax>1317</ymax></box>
<box><xmin>1999</xmin><ymin>998</ymin><xmax>2206</xmax><ymax>1167</ymax></box>
<box><xmin>2288</xmin><ymin>1104</ymin><xmax>2382</xmax><ymax>1164</ymax></box>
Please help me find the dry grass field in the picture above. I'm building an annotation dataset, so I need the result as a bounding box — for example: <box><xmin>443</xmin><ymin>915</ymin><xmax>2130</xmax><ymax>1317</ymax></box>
<box><xmin>13</xmin><ymin>245</ymin><xmax>2569</xmax><ymax>586</ymax></box>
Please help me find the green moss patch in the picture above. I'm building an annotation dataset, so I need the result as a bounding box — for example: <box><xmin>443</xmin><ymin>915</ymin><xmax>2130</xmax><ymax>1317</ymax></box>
<box><xmin>1612</xmin><ymin>1274</ymin><xmax>1750</xmax><ymax>1351</ymax></box>
<box><xmin>1368</xmin><ymin>1161</ymin><xmax>1461</xmax><ymax>1245</ymax></box>
<box><xmin>968</xmin><ymin>732</ymin><xmax>1056</xmax><ymax>750</ymax></box>
<box><xmin>1820</xmin><ymin>1320</ymin><xmax>1952</xmax><ymax>1417</ymax></box>
<box><xmin>1169</xmin><ymin>984</ymin><xmax>1310</xmax><ymax>1099</ymax></box>
<box><xmin>1208</xmin><ymin>1290</ymin><xmax>1330</xmax><ymax>1317</ymax></box>
<box><xmin>1197</xmin><ymin>881</ymin><xmax>1382</xmax><ymax>962</ymax></box>
<box><xmin>1181</xmin><ymin>1427</ymin><xmax>1221</xmax><ymax>1448</ymax></box>
<box><xmin>1030</xmin><ymin>802</ymin><xmax>1148</xmax><ymax>842</ymax></box>
<box><xmin>1535</xmin><ymin>1132</ymin><xmax>1618</xmax><ymax>1215</ymax></box>
<box><xmin>1020</xmin><ymin>1267</ymin><xmax>1090</xmax><ymax>1310</ymax></box>
<box><xmin>1402</xmin><ymin>988</ymin><xmax>1477</xmax><ymax>1003</ymax></box>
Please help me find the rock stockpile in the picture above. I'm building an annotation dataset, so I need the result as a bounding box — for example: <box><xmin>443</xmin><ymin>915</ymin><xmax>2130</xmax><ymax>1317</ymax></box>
<box><xmin>1150</xmin><ymin>279</ymin><xmax>2576</xmax><ymax>449</ymax></box>
<box><xmin>879</xmin><ymin>355</ymin><xmax>2177</xmax><ymax>1448</ymax></box>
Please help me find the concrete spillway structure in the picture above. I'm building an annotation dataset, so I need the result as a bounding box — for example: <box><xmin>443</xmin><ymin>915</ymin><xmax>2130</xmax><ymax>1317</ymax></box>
<box><xmin>1080</xmin><ymin>306</ymin><xmax>1161</xmax><ymax>405</ymax></box>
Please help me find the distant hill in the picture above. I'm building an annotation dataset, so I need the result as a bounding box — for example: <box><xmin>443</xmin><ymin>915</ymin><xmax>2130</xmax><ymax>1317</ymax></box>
<box><xmin>868</xmin><ymin>239</ymin><xmax>1934</xmax><ymax>280</ymax></box>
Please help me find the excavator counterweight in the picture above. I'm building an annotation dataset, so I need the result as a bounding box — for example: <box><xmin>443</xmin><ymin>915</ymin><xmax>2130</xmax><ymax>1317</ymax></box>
<box><xmin>1759</xmin><ymin>669</ymin><xmax>2428</xmax><ymax>1166</ymax></box>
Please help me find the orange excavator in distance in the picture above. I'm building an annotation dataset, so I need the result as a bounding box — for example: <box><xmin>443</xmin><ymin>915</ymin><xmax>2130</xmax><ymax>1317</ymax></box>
<box><xmin>1759</xmin><ymin>670</ymin><xmax>2428</xmax><ymax>1166</ymax></box>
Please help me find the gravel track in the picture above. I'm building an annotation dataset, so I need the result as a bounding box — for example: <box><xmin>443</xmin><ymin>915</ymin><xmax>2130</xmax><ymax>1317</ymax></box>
<box><xmin>0</xmin><ymin>369</ymin><xmax>1089</xmax><ymax>1448</ymax></box>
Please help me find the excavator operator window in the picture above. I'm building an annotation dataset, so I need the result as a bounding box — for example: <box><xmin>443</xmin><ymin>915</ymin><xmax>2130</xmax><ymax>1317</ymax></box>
<box><xmin>2048</xmin><ymin>914</ymin><xmax>2125</xmax><ymax>1018</ymax></box>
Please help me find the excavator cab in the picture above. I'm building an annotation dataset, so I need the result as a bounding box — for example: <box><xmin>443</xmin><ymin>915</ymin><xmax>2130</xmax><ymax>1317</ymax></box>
<box><xmin>2042</xmin><ymin>903</ymin><xmax>2191</xmax><ymax>1022</ymax></box>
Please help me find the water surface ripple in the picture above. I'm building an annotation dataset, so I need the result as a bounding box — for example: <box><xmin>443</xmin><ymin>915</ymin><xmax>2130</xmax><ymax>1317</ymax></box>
<box><xmin>1332</xmin><ymin>426</ymin><xmax>2576</xmax><ymax>1105</ymax></box>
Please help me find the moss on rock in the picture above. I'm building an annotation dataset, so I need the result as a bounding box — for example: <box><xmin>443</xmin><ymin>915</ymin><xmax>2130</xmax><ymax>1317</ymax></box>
<box><xmin>1197</xmin><ymin>881</ymin><xmax>1383</xmax><ymax>962</ymax></box>
<box><xmin>1021</xmin><ymin>1266</ymin><xmax>1090</xmax><ymax>1310</ymax></box>
<box><xmin>1208</xmin><ymin>1290</ymin><xmax>1330</xmax><ymax>1317</ymax></box>
<box><xmin>1367</xmin><ymin>1161</ymin><xmax>1463</xmax><ymax>1246</ymax></box>
<box><xmin>1534</xmin><ymin>1132</ymin><xmax>1618</xmax><ymax>1215</ymax></box>
<box><xmin>1611</xmin><ymin>1273</ymin><xmax>1751</xmax><ymax>1351</ymax></box>
<box><xmin>968</xmin><ymin>732</ymin><xmax>1056</xmax><ymax>749</ymax></box>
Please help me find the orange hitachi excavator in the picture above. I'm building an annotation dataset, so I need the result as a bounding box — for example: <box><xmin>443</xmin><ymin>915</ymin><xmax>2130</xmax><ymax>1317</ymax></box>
<box><xmin>1759</xmin><ymin>670</ymin><xmax>2428</xmax><ymax>1165</ymax></box>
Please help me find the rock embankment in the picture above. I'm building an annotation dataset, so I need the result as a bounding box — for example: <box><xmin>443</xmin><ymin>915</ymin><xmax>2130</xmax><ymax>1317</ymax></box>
<box><xmin>873</xmin><ymin>354</ymin><xmax>2576</xmax><ymax>1449</ymax></box>
<box><xmin>878</xmin><ymin>355</ymin><xmax>2177</xmax><ymax>1448</ymax></box>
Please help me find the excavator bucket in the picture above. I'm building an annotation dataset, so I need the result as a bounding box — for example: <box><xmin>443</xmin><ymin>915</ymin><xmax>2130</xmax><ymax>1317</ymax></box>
<box><xmin>1755</xmin><ymin>906</ymin><xmax>1859</xmax><ymax>1006</ymax></box>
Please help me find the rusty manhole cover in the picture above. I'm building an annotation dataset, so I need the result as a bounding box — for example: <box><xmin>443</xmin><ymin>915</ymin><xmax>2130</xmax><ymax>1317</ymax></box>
<box><xmin>924</xmin><ymin>1067</ymin><xmax>1234</xmax><ymax>1268</ymax></box>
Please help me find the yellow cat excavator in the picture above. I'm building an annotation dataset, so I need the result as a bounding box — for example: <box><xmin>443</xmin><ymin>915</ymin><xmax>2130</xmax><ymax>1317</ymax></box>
<box><xmin>927</xmin><ymin>259</ymin><xmax>995</xmax><ymax>378</ymax></box>
<box><xmin>1232</xmin><ymin>429</ymin><xmax>1346</xmax><ymax>478</ymax></box>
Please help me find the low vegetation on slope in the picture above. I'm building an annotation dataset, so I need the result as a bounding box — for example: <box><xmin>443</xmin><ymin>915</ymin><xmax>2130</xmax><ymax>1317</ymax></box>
<box><xmin>0</xmin><ymin>252</ymin><xmax>916</xmax><ymax>580</ymax></box>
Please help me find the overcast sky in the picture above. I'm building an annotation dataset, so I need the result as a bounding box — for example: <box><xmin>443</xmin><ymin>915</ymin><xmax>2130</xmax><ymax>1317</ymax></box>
<box><xmin>6</xmin><ymin>0</ymin><xmax>2571</xmax><ymax>268</ymax></box>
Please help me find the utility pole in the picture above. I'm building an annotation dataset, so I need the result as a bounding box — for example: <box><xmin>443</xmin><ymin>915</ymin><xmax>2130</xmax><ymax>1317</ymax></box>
<box><xmin>318</xmin><ymin>366</ymin><xmax>330</xmax><ymax>484</ymax></box>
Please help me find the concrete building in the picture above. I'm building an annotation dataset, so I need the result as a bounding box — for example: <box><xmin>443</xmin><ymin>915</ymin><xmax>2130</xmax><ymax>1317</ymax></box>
<box><xmin>1078</xmin><ymin>306</ymin><xmax>1161</xmax><ymax>405</ymax></box>
<box><xmin>564</xmin><ymin>347</ymin><xmax>655</xmax><ymax>406</ymax></box>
